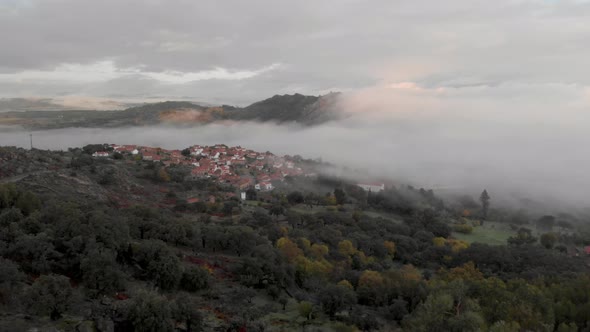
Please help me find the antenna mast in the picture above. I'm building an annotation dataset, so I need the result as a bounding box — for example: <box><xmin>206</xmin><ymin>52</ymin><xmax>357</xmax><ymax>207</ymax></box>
<box><xmin>30</xmin><ymin>133</ymin><xmax>33</xmax><ymax>149</ymax></box>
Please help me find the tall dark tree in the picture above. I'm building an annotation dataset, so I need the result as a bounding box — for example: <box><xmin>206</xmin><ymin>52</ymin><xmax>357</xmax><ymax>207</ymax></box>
<box><xmin>479</xmin><ymin>189</ymin><xmax>490</xmax><ymax>222</ymax></box>
<box><xmin>287</xmin><ymin>191</ymin><xmax>304</xmax><ymax>205</ymax></box>
<box><xmin>245</xmin><ymin>188</ymin><xmax>257</xmax><ymax>201</ymax></box>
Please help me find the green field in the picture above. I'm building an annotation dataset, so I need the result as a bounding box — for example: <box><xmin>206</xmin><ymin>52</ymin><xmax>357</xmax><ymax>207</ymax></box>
<box><xmin>453</xmin><ymin>221</ymin><xmax>514</xmax><ymax>245</ymax></box>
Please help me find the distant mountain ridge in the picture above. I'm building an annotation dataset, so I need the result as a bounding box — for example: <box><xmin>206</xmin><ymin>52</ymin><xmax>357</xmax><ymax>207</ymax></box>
<box><xmin>0</xmin><ymin>93</ymin><xmax>342</xmax><ymax>129</ymax></box>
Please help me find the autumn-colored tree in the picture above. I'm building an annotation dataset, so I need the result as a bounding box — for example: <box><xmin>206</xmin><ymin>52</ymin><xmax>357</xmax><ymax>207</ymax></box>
<box><xmin>440</xmin><ymin>262</ymin><xmax>484</xmax><ymax>282</ymax></box>
<box><xmin>384</xmin><ymin>240</ymin><xmax>396</xmax><ymax>257</ymax></box>
<box><xmin>298</xmin><ymin>238</ymin><xmax>311</xmax><ymax>251</ymax></box>
<box><xmin>447</xmin><ymin>239</ymin><xmax>470</xmax><ymax>253</ymax></box>
<box><xmin>158</xmin><ymin>167</ymin><xmax>171</xmax><ymax>182</ymax></box>
<box><xmin>310</xmin><ymin>243</ymin><xmax>329</xmax><ymax>259</ymax></box>
<box><xmin>276</xmin><ymin>237</ymin><xmax>303</xmax><ymax>262</ymax></box>
<box><xmin>357</xmin><ymin>270</ymin><xmax>385</xmax><ymax>305</ymax></box>
<box><xmin>338</xmin><ymin>240</ymin><xmax>357</xmax><ymax>257</ymax></box>
<box><xmin>433</xmin><ymin>237</ymin><xmax>446</xmax><ymax>247</ymax></box>
<box><xmin>337</xmin><ymin>280</ymin><xmax>353</xmax><ymax>290</ymax></box>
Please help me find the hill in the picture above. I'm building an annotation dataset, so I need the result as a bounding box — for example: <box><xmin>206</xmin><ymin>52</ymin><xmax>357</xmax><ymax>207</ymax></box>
<box><xmin>0</xmin><ymin>93</ymin><xmax>342</xmax><ymax>129</ymax></box>
<box><xmin>230</xmin><ymin>92</ymin><xmax>341</xmax><ymax>125</ymax></box>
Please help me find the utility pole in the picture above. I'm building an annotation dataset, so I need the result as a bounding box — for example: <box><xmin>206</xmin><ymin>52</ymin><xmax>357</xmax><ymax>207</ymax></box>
<box><xmin>30</xmin><ymin>133</ymin><xmax>33</xmax><ymax>150</ymax></box>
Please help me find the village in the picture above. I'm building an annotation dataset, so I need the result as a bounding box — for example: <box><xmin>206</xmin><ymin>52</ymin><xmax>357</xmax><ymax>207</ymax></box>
<box><xmin>94</xmin><ymin>143</ymin><xmax>317</xmax><ymax>193</ymax></box>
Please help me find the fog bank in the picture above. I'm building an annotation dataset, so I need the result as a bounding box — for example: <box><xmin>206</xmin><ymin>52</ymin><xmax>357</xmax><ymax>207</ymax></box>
<box><xmin>2</xmin><ymin>81</ymin><xmax>590</xmax><ymax>207</ymax></box>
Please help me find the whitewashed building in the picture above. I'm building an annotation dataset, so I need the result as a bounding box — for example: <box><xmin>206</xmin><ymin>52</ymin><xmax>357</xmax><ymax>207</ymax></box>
<box><xmin>357</xmin><ymin>183</ymin><xmax>385</xmax><ymax>192</ymax></box>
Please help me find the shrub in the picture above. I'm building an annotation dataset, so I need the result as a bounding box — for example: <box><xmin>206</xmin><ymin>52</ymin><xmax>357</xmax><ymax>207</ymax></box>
<box><xmin>453</xmin><ymin>224</ymin><xmax>473</xmax><ymax>234</ymax></box>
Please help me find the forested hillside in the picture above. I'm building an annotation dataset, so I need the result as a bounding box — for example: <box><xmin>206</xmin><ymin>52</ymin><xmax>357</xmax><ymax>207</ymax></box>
<box><xmin>1</xmin><ymin>146</ymin><xmax>589</xmax><ymax>331</ymax></box>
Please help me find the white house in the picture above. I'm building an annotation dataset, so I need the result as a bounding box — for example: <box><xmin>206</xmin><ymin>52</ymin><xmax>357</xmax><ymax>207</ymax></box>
<box><xmin>131</xmin><ymin>149</ymin><xmax>139</xmax><ymax>155</ymax></box>
<box><xmin>357</xmin><ymin>183</ymin><xmax>385</xmax><ymax>192</ymax></box>
<box><xmin>92</xmin><ymin>151</ymin><xmax>109</xmax><ymax>157</ymax></box>
<box><xmin>254</xmin><ymin>182</ymin><xmax>273</xmax><ymax>191</ymax></box>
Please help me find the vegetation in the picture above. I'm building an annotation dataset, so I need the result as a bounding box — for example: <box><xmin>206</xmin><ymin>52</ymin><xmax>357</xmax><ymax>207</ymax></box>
<box><xmin>0</xmin><ymin>146</ymin><xmax>589</xmax><ymax>331</ymax></box>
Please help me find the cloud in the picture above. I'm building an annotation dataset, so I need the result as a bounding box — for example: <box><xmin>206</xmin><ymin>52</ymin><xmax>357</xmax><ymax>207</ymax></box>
<box><xmin>1</xmin><ymin>0</ymin><xmax>588</xmax><ymax>103</ymax></box>
<box><xmin>0</xmin><ymin>60</ymin><xmax>282</xmax><ymax>85</ymax></box>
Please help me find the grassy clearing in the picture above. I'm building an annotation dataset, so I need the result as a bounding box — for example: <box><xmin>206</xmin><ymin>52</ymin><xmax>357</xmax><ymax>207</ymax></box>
<box><xmin>290</xmin><ymin>205</ymin><xmax>330</xmax><ymax>214</ymax></box>
<box><xmin>362</xmin><ymin>210</ymin><xmax>403</xmax><ymax>224</ymax></box>
<box><xmin>453</xmin><ymin>221</ymin><xmax>514</xmax><ymax>245</ymax></box>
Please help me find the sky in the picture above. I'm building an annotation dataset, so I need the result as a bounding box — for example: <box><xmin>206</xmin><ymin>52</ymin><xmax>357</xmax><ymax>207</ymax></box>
<box><xmin>1</xmin><ymin>0</ymin><xmax>590</xmax><ymax>105</ymax></box>
<box><xmin>2</xmin><ymin>0</ymin><xmax>590</xmax><ymax>207</ymax></box>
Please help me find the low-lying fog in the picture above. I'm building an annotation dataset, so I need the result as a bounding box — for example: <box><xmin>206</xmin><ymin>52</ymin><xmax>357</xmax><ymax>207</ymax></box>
<box><xmin>1</xmin><ymin>83</ymin><xmax>589</xmax><ymax>208</ymax></box>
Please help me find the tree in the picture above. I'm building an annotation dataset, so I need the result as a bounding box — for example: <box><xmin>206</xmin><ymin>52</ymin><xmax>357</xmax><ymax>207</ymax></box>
<box><xmin>135</xmin><ymin>240</ymin><xmax>182</xmax><ymax>290</ymax></box>
<box><xmin>81</xmin><ymin>249</ymin><xmax>125</xmax><ymax>298</ymax></box>
<box><xmin>540</xmin><ymin>232</ymin><xmax>558</xmax><ymax>249</ymax></box>
<box><xmin>334</xmin><ymin>188</ymin><xmax>347</xmax><ymax>205</ymax></box>
<box><xmin>508</xmin><ymin>228</ymin><xmax>537</xmax><ymax>246</ymax></box>
<box><xmin>246</xmin><ymin>188</ymin><xmax>257</xmax><ymax>200</ymax></box>
<box><xmin>181</xmin><ymin>266</ymin><xmax>209</xmax><ymax>292</ymax></box>
<box><xmin>0</xmin><ymin>258</ymin><xmax>25</xmax><ymax>307</ymax></box>
<box><xmin>479</xmin><ymin>189</ymin><xmax>490</xmax><ymax>222</ymax></box>
<box><xmin>14</xmin><ymin>191</ymin><xmax>41</xmax><ymax>216</ymax></box>
<box><xmin>269</xmin><ymin>204</ymin><xmax>284</xmax><ymax>219</ymax></box>
<box><xmin>536</xmin><ymin>215</ymin><xmax>555</xmax><ymax>232</ymax></box>
<box><xmin>304</xmin><ymin>192</ymin><xmax>316</xmax><ymax>209</ymax></box>
<box><xmin>123</xmin><ymin>290</ymin><xmax>174</xmax><ymax>332</ymax></box>
<box><xmin>157</xmin><ymin>167</ymin><xmax>171</xmax><ymax>182</ymax></box>
<box><xmin>286</xmin><ymin>210</ymin><xmax>302</xmax><ymax>229</ymax></box>
<box><xmin>402</xmin><ymin>291</ymin><xmax>485</xmax><ymax>332</ymax></box>
<box><xmin>287</xmin><ymin>191</ymin><xmax>304</xmax><ymax>205</ymax></box>
<box><xmin>181</xmin><ymin>148</ymin><xmax>191</xmax><ymax>157</ymax></box>
<box><xmin>319</xmin><ymin>284</ymin><xmax>357</xmax><ymax>319</ymax></box>
<box><xmin>27</xmin><ymin>274</ymin><xmax>74</xmax><ymax>320</ymax></box>
<box><xmin>338</xmin><ymin>240</ymin><xmax>357</xmax><ymax>257</ymax></box>
<box><xmin>279</xmin><ymin>297</ymin><xmax>288</xmax><ymax>310</ymax></box>
<box><xmin>357</xmin><ymin>270</ymin><xmax>385</xmax><ymax>305</ymax></box>
<box><xmin>297</xmin><ymin>301</ymin><xmax>314</xmax><ymax>321</ymax></box>
<box><xmin>276</xmin><ymin>237</ymin><xmax>303</xmax><ymax>262</ymax></box>
<box><xmin>384</xmin><ymin>240</ymin><xmax>396</xmax><ymax>257</ymax></box>
<box><xmin>0</xmin><ymin>184</ymin><xmax>19</xmax><ymax>209</ymax></box>
<box><xmin>173</xmin><ymin>293</ymin><xmax>203</xmax><ymax>332</ymax></box>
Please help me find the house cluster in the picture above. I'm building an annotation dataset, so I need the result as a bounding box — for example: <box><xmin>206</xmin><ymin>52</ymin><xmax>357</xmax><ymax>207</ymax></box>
<box><xmin>106</xmin><ymin>144</ymin><xmax>310</xmax><ymax>191</ymax></box>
